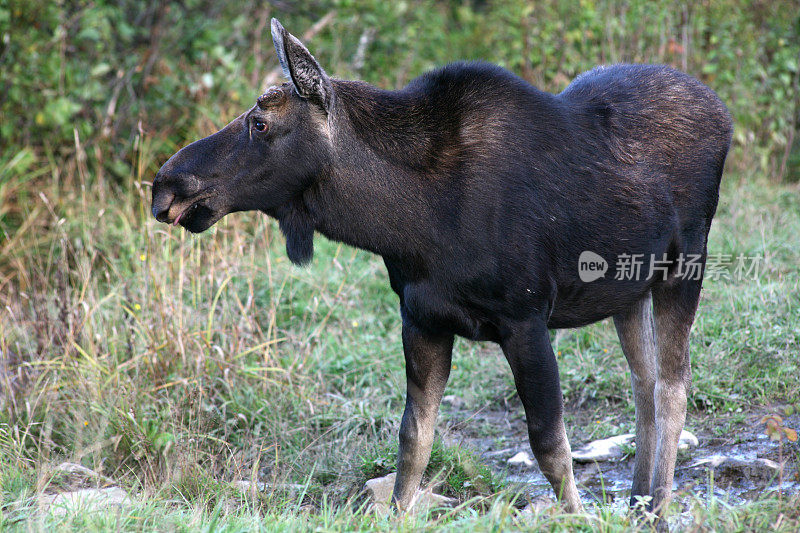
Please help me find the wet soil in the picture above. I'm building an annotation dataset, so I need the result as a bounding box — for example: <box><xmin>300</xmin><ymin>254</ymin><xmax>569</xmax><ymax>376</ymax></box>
<box><xmin>441</xmin><ymin>397</ymin><xmax>800</xmax><ymax>508</ymax></box>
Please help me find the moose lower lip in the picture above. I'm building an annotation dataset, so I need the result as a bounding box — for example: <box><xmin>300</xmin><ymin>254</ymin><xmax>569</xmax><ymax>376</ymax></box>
<box><xmin>173</xmin><ymin>202</ymin><xmax>198</xmax><ymax>226</ymax></box>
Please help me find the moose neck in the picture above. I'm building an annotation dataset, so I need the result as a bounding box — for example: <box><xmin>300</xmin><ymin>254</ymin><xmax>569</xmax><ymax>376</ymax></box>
<box><xmin>303</xmin><ymin>80</ymin><xmax>444</xmax><ymax>263</ymax></box>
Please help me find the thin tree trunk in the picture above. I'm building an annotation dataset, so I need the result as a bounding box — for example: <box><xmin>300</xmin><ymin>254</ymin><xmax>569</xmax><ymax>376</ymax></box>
<box><xmin>778</xmin><ymin>48</ymin><xmax>800</xmax><ymax>182</ymax></box>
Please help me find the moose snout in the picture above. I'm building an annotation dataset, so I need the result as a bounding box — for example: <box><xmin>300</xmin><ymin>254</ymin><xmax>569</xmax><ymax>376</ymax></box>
<box><xmin>151</xmin><ymin>169</ymin><xmax>176</xmax><ymax>223</ymax></box>
<box><xmin>151</xmin><ymin>167</ymin><xmax>202</xmax><ymax>223</ymax></box>
<box><xmin>151</xmin><ymin>188</ymin><xmax>175</xmax><ymax>223</ymax></box>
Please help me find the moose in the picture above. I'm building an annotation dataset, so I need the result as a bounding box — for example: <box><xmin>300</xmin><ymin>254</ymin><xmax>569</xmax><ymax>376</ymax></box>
<box><xmin>152</xmin><ymin>19</ymin><xmax>732</xmax><ymax>525</ymax></box>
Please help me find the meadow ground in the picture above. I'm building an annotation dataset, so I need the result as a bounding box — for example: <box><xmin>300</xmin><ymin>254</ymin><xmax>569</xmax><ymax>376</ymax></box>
<box><xmin>1</xmin><ymin>147</ymin><xmax>799</xmax><ymax>530</ymax></box>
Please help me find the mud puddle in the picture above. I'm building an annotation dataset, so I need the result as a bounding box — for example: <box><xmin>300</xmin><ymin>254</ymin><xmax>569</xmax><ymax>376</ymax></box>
<box><xmin>442</xmin><ymin>399</ymin><xmax>800</xmax><ymax>508</ymax></box>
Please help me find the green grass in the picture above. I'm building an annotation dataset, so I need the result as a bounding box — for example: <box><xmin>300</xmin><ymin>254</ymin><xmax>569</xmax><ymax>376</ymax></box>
<box><xmin>1</xmin><ymin>138</ymin><xmax>799</xmax><ymax>531</ymax></box>
<box><xmin>359</xmin><ymin>436</ymin><xmax>500</xmax><ymax>499</ymax></box>
<box><xmin>3</xmin><ymin>1</ymin><xmax>799</xmax><ymax>527</ymax></box>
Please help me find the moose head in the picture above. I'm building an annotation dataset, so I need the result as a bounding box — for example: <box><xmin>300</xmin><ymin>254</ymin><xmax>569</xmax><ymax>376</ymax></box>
<box><xmin>151</xmin><ymin>19</ymin><xmax>334</xmax><ymax>262</ymax></box>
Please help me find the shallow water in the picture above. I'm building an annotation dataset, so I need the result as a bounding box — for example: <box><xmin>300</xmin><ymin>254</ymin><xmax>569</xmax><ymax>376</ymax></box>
<box><xmin>448</xmin><ymin>405</ymin><xmax>799</xmax><ymax>508</ymax></box>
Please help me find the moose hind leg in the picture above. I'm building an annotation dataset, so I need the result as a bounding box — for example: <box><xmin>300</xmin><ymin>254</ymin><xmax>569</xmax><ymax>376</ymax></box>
<box><xmin>391</xmin><ymin>318</ymin><xmax>454</xmax><ymax>510</ymax></box>
<box><xmin>613</xmin><ymin>292</ymin><xmax>657</xmax><ymax>508</ymax></box>
<box><xmin>501</xmin><ymin>319</ymin><xmax>581</xmax><ymax>512</ymax></box>
<box><xmin>650</xmin><ymin>278</ymin><xmax>702</xmax><ymax>519</ymax></box>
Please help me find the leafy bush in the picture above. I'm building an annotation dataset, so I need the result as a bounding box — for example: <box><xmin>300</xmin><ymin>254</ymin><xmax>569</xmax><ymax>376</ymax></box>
<box><xmin>1</xmin><ymin>0</ymin><xmax>798</xmax><ymax>193</ymax></box>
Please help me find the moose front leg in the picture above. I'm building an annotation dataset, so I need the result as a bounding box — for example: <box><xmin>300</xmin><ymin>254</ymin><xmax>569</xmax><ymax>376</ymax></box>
<box><xmin>391</xmin><ymin>318</ymin><xmax>454</xmax><ymax>510</ymax></box>
<box><xmin>501</xmin><ymin>318</ymin><xmax>582</xmax><ymax>512</ymax></box>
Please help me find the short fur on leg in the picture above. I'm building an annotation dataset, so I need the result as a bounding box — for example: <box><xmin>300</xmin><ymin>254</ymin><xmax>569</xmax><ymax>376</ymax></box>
<box><xmin>614</xmin><ymin>292</ymin><xmax>658</xmax><ymax>509</ymax></box>
<box><xmin>391</xmin><ymin>317</ymin><xmax>454</xmax><ymax>510</ymax></box>
<box><xmin>501</xmin><ymin>318</ymin><xmax>582</xmax><ymax>513</ymax></box>
<box><xmin>649</xmin><ymin>277</ymin><xmax>703</xmax><ymax>526</ymax></box>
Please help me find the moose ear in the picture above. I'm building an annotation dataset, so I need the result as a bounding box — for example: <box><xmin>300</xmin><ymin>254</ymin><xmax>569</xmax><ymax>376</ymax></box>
<box><xmin>271</xmin><ymin>18</ymin><xmax>333</xmax><ymax>110</ymax></box>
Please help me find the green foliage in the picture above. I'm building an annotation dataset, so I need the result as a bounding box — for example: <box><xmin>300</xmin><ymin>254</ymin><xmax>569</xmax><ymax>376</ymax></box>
<box><xmin>1</xmin><ymin>1</ymin><xmax>800</xmax><ymax>530</ymax></box>
<box><xmin>360</xmin><ymin>436</ymin><xmax>499</xmax><ymax>499</ymax></box>
<box><xmin>1</xmin><ymin>0</ymin><xmax>799</xmax><ymax>191</ymax></box>
<box><xmin>428</xmin><ymin>439</ymin><xmax>498</xmax><ymax>497</ymax></box>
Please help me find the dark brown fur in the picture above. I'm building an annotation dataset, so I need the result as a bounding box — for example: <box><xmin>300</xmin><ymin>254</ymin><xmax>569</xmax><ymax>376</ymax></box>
<box><xmin>151</xmin><ymin>19</ymin><xmax>733</xmax><ymax>527</ymax></box>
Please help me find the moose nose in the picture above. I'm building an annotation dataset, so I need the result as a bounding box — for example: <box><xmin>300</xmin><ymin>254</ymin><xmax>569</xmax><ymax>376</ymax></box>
<box><xmin>151</xmin><ymin>170</ymin><xmax>176</xmax><ymax>222</ymax></box>
<box><xmin>152</xmin><ymin>190</ymin><xmax>176</xmax><ymax>223</ymax></box>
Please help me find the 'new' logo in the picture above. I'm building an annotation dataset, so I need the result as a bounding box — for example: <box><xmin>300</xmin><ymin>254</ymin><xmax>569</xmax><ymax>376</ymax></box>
<box><xmin>578</xmin><ymin>251</ymin><xmax>608</xmax><ymax>282</ymax></box>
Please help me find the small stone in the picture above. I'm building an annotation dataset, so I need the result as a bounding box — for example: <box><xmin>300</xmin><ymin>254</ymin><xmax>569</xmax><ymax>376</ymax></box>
<box><xmin>42</xmin><ymin>487</ymin><xmax>131</xmax><ymax>516</ymax></box>
<box><xmin>441</xmin><ymin>395</ymin><xmax>464</xmax><ymax>408</ymax></box>
<box><xmin>54</xmin><ymin>462</ymin><xmax>115</xmax><ymax>486</ymax></box>
<box><xmin>678</xmin><ymin>430</ymin><xmax>699</xmax><ymax>450</ymax></box>
<box><xmin>519</xmin><ymin>496</ymin><xmax>555</xmax><ymax>515</ymax></box>
<box><xmin>415</xmin><ymin>490</ymin><xmax>459</xmax><ymax>509</ymax></box>
<box><xmin>363</xmin><ymin>473</ymin><xmax>396</xmax><ymax>508</ymax></box>
<box><xmin>232</xmin><ymin>480</ymin><xmax>267</xmax><ymax>492</ymax></box>
<box><xmin>362</xmin><ymin>472</ymin><xmax>457</xmax><ymax>514</ymax></box>
<box><xmin>690</xmin><ymin>452</ymin><xmax>783</xmax><ymax>484</ymax></box>
<box><xmin>717</xmin><ymin>457</ymin><xmax>782</xmax><ymax>483</ymax></box>
<box><xmin>689</xmin><ymin>453</ymin><xmax>728</xmax><ymax>469</ymax></box>
<box><xmin>573</xmin><ymin>430</ymin><xmax>698</xmax><ymax>463</ymax></box>
<box><xmin>572</xmin><ymin>434</ymin><xmax>634</xmax><ymax>463</ymax></box>
<box><xmin>508</xmin><ymin>451</ymin><xmax>534</xmax><ymax>467</ymax></box>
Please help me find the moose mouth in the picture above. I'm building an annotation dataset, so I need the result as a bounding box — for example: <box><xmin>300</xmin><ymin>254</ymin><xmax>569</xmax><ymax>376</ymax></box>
<box><xmin>154</xmin><ymin>190</ymin><xmax>220</xmax><ymax>233</ymax></box>
<box><xmin>174</xmin><ymin>201</ymin><xmax>217</xmax><ymax>233</ymax></box>
<box><xmin>172</xmin><ymin>201</ymin><xmax>201</xmax><ymax>226</ymax></box>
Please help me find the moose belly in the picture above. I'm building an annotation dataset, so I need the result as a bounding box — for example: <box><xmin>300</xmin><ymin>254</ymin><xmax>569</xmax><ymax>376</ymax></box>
<box><xmin>401</xmin><ymin>267</ymin><xmax>655</xmax><ymax>338</ymax></box>
<box><xmin>402</xmin><ymin>282</ymin><xmax>501</xmax><ymax>342</ymax></box>
<box><xmin>547</xmin><ymin>275</ymin><xmax>653</xmax><ymax>329</ymax></box>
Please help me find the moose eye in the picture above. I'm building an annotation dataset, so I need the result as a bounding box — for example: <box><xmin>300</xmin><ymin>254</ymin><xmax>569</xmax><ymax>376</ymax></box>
<box><xmin>253</xmin><ymin>120</ymin><xmax>268</xmax><ymax>132</ymax></box>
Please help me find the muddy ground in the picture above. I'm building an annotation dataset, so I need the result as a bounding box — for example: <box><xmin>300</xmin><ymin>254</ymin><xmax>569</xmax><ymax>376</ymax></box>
<box><xmin>441</xmin><ymin>397</ymin><xmax>800</xmax><ymax>510</ymax></box>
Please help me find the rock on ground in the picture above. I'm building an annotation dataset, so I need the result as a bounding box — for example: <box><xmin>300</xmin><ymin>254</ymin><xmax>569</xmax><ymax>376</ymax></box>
<box><xmin>53</xmin><ymin>462</ymin><xmax>115</xmax><ymax>487</ymax></box>
<box><xmin>508</xmin><ymin>451</ymin><xmax>534</xmax><ymax>467</ymax></box>
<box><xmin>572</xmin><ymin>434</ymin><xmax>636</xmax><ymax>463</ymax></box>
<box><xmin>232</xmin><ymin>480</ymin><xmax>307</xmax><ymax>493</ymax></box>
<box><xmin>363</xmin><ymin>472</ymin><xmax>458</xmax><ymax>514</ymax></box>
<box><xmin>519</xmin><ymin>496</ymin><xmax>557</xmax><ymax>515</ymax></box>
<box><xmin>691</xmin><ymin>453</ymin><xmax>783</xmax><ymax>483</ymax></box>
<box><xmin>41</xmin><ymin>487</ymin><xmax>131</xmax><ymax>516</ymax></box>
<box><xmin>39</xmin><ymin>462</ymin><xmax>131</xmax><ymax>516</ymax></box>
<box><xmin>678</xmin><ymin>430</ymin><xmax>700</xmax><ymax>450</ymax></box>
<box><xmin>572</xmin><ymin>430</ymin><xmax>698</xmax><ymax>463</ymax></box>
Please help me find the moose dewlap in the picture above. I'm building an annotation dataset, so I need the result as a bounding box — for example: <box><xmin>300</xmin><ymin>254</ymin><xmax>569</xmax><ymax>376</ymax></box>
<box><xmin>151</xmin><ymin>19</ymin><xmax>732</xmax><ymax>525</ymax></box>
